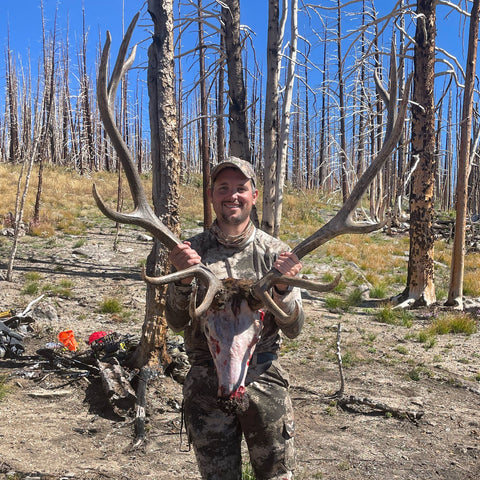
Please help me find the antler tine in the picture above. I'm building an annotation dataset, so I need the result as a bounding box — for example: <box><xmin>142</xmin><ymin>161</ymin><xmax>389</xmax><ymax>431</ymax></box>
<box><xmin>107</xmin><ymin>13</ymin><xmax>139</xmax><ymax>109</ymax></box>
<box><xmin>269</xmin><ymin>273</ymin><xmax>341</xmax><ymax>292</ymax></box>
<box><xmin>253</xmin><ymin>273</ymin><xmax>341</xmax><ymax>323</ymax></box>
<box><xmin>142</xmin><ymin>265</ymin><xmax>223</xmax><ymax>319</ymax></box>
<box><xmin>93</xmin><ymin>13</ymin><xmax>180</xmax><ymax>251</ymax></box>
<box><xmin>257</xmin><ymin>273</ymin><xmax>342</xmax><ymax>321</ymax></box>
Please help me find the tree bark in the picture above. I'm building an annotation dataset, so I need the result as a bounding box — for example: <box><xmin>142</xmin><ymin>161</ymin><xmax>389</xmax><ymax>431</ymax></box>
<box><xmin>6</xmin><ymin>41</ymin><xmax>19</xmax><ymax>164</ymax></box>
<box><xmin>132</xmin><ymin>0</ymin><xmax>180</xmax><ymax>369</ymax></box>
<box><xmin>216</xmin><ymin>30</ymin><xmax>226</xmax><ymax>165</ymax></box>
<box><xmin>273</xmin><ymin>0</ymin><xmax>298</xmax><ymax>237</ymax></box>
<box><xmin>261</xmin><ymin>0</ymin><xmax>282</xmax><ymax>235</ymax></box>
<box><xmin>221</xmin><ymin>0</ymin><xmax>250</xmax><ymax>161</ymax></box>
<box><xmin>337</xmin><ymin>0</ymin><xmax>348</xmax><ymax>203</ymax></box>
<box><xmin>401</xmin><ymin>0</ymin><xmax>437</xmax><ymax>306</ymax></box>
<box><xmin>198</xmin><ymin>0</ymin><xmax>212</xmax><ymax>229</ymax></box>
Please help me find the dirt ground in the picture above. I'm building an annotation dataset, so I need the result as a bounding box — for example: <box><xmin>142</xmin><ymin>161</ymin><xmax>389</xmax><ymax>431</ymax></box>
<box><xmin>1</xmin><ymin>226</ymin><xmax>480</xmax><ymax>480</ymax></box>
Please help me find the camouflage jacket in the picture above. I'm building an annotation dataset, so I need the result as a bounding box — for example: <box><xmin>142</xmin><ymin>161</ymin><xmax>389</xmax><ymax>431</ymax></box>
<box><xmin>165</xmin><ymin>227</ymin><xmax>304</xmax><ymax>364</ymax></box>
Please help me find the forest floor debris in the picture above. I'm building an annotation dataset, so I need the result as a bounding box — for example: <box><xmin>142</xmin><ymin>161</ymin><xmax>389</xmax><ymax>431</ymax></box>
<box><xmin>1</xmin><ymin>227</ymin><xmax>479</xmax><ymax>479</ymax></box>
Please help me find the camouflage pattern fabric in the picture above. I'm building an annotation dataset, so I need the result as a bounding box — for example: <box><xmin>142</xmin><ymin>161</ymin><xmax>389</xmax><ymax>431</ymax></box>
<box><xmin>166</xmin><ymin>227</ymin><xmax>304</xmax><ymax>479</ymax></box>
<box><xmin>183</xmin><ymin>360</ymin><xmax>295</xmax><ymax>480</ymax></box>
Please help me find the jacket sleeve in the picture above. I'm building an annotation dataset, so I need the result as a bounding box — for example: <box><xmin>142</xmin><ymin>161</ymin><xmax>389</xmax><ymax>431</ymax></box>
<box><xmin>165</xmin><ymin>282</ymin><xmax>193</xmax><ymax>332</ymax></box>
<box><xmin>272</xmin><ymin>286</ymin><xmax>304</xmax><ymax>339</ymax></box>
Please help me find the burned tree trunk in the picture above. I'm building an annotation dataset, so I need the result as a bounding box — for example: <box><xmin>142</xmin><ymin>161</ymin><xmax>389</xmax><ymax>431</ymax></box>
<box><xmin>336</xmin><ymin>0</ymin><xmax>349</xmax><ymax>203</ymax></box>
<box><xmin>133</xmin><ymin>0</ymin><xmax>180</xmax><ymax>369</ymax></box>
<box><xmin>221</xmin><ymin>0</ymin><xmax>250</xmax><ymax>161</ymax></box>
<box><xmin>398</xmin><ymin>0</ymin><xmax>437</xmax><ymax>307</ymax></box>
<box><xmin>198</xmin><ymin>0</ymin><xmax>212</xmax><ymax>229</ymax></box>
<box><xmin>261</xmin><ymin>0</ymin><xmax>282</xmax><ymax>235</ymax></box>
<box><xmin>446</xmin><ymin>0</ymin><xmax>480</xmax><ymax>308</ymax></box>
<box><xmin>274</xmin><ymin>0</ymin><xmax>299</xmax><ymax>238</ymax></box>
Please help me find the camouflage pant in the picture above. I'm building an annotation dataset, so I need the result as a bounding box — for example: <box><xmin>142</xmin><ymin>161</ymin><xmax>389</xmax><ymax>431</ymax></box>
<box><xmin>183</xmin><ymin>359</ymin><xmax>296</xmax><ymax>480</ymax></box>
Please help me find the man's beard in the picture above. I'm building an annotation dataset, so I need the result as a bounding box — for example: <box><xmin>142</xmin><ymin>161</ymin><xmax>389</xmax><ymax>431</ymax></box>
<box><xmin>220</xmin><ymin>202</ymin><xmax>250</xmax><ymax>226</ymax></box>
<box><xmin>221</xmin><ymin>211</ymin><xmax>247</xmax><ymax>225</ymax></box>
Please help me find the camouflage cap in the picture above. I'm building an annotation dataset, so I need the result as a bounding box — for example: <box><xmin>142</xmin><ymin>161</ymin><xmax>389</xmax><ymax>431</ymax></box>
<box><xmin>211</xmin><ymin>157</ymin><xmax>257</xmax><ymax>189</ymax></box>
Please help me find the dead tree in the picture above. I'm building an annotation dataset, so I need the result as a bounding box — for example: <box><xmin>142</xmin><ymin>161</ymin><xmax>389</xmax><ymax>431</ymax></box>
<box><xmin>261</xmin><ymin>0</ymin><xmax>283</xmax><ymax>235</ymax></box>
<box><xmin>273</xmin><ymin>0</ymin><xmax>299</xmax><ymax>238</ymax></box>
<box><xmin>6</xmin><ymin>35</ymin><xmax>19</xmax><ymax>164</ymax></box>
<box><xmin>221</xmin><ymin>0</ymin><xmax>250</xmax><ymax>161</ymax></box>
<box><xmin>33</xmin><ymin>5</ymin><xmax>58</xmax><ymax>226</ymax></box>
<box><xmin>398</xmin><ymin>0</ymin><xmax>437</xmax><ymax>307</ymax></box>
<box><xmin>198</xmin><ymin>0</ymin><xmax>212</xmax><ymax>229</ymax></box>
<box><xmin>336</xmin><ymin>0</ymin><xmax>349</xmax><ymax>203</ymax></box>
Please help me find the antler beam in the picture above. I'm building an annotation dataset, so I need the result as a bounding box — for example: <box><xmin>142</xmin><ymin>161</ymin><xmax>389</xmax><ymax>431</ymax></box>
<box><xmin>93</xmin><ymin>14</ymin><xmax>224</xmax><ymax>319</ymax></box>
<box><xmin>93</xmin><ymin>13</ymin><xmax>181</xmax><ymax>251</ymax></box>
<box><xmin>252</xmin><ymin>73</ymin><xmax>413</xmax><ymax>320</ymax></box>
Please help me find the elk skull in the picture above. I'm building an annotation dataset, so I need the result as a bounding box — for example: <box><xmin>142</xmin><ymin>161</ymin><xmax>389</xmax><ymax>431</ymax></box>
<box><xmin>202</xmin><ymin>278</ymin><xmax>264</xmax><ymax>413</ymax></box>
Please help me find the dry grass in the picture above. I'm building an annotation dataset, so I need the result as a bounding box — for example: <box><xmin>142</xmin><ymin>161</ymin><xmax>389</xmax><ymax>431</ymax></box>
<box><xmin>1</xmin><ymin>163</ymin><xmax>131</xmax><ymax>235</ymax></box>
<box><xmin>0</xmin><ymin>163</ymin><xmax>156</xmax><ymax>235</ymax></box>
<box><xmin>464</xmin><ymin>252</ymin><xmax>480</xmax><ymax>296</ymax></box>
<box><xmin>2</xmin><ymin>163</ymin><xmax>479</xmax><ymax>298</ymax></box>
<box><xmin>424</xmin><ymin>311</ymin><xmax>478</xmax><ymax>336</ymax></box>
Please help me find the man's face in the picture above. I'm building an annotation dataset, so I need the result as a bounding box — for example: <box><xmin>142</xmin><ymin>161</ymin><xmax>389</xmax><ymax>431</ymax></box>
<box><xmin>210</xmin><ymin>168</ymin><xmax>258</xmax><ymax>228</ymax></box>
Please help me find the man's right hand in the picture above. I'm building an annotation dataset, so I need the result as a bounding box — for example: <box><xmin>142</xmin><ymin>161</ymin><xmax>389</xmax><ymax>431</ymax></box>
<box><xmin>168</xmin><ymin>241</ymin><xmax>202</xmax><ymax>284</ymax></box>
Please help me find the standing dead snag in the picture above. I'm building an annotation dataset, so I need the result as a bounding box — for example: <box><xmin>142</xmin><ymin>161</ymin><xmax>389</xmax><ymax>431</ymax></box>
<box><xmin>401</xmin><ymin>0</ymin><xmax>437</xmax><ymax>308</ymax></box>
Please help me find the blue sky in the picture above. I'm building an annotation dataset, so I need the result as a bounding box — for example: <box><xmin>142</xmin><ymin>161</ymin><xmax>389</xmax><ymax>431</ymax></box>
<box><xmin>2</xmin><ymin>1</ymin><xmax>148</xmax><ymax>72</ymax></box>
<box><xmin>0</xmin><ymin>1</ymin><xmax>472</xmax><ymax>112</ymax></box>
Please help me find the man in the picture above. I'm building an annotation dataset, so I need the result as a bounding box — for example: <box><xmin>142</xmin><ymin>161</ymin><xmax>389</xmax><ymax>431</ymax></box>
<box><xmin>166</xmin><ymin>157</ymin><xmax>304</xmax><ymax>480</ymax></box>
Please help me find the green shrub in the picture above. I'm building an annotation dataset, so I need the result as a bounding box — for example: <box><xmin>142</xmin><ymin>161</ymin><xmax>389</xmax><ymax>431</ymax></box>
<box><xmin>369</xmin><ymin>284</ymin><xmax>387</xmax><ymax>299</ymax></box>
<box><xmin>346</xmin><ymin>288</ymin><xmax>363</xmax><ymax>307</ymax></box>
<box><xmin>324</xmin><ymin>295</ymin><xmax>345</xmax><ymax>311</ymax></box>
<box><xmin>395</xmin><ymin>345</ymin><xmax>408</xmax><ymax>355</ymax></box>
<box><xmin>426</xmin><ymin>312</ymin><xmax>477</xmax><ymax>336</ymax></box>
<box><xmin>99</xmin><ymin>297</ymin><xmax>123</xmax><ymax>314</ymax></box>
<box><xmin>374</xmin><ymin>306</ymin><xmax>413</xmax><ymax>327</ymax></box>
<box><xmin>22</xmin><ymin>282</ymin><xmax>39</xmax><ymax>295</ymax></box>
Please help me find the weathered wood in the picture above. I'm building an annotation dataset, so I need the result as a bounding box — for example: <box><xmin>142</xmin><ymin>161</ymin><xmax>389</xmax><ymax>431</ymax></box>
<box><xmin>336</xmin><ymin>395</ymin><xmax>425</xmax><ymax>423</ymax></box>
<box><xmin>133</xmin><ymin>366</ymin><xmax>152</xmax><ymax>448</ymax></box>
<box><xmin>97</xmin><ymin>358</ymin><xmax>136</xmax><ymax>411</ymax></box>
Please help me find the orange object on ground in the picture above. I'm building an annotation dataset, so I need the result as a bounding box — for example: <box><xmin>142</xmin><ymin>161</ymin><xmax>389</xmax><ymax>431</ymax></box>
<box><xmin>58</xmin><ymin>330</ymin><xmax>78</xmax><ymax>351</ymax></box>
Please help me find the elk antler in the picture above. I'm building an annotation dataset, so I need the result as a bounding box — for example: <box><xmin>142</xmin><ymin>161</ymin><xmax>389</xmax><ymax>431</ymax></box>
<box><xmin>93</xmin><ymin>13</ymin><xmax>179</xmax><ymax>251</ymax></box>
<box><xmin>93</xmin><ymin>13</ymin><xmax>223</xmax><ymax>318</ymax></box>
<box><xmin>252</xmin><ymin>73</ymin><xmax>413</xmax><ymax>321</ymax></box>
<box><xmin>141</xmin><ymin>265</ymin><xmax>223</xmax><ymax>320</ymax></box>
<box><xmin>95</xmin><ymin>14</ymin><xmax>412</xmax><ymax>325</ymax></box>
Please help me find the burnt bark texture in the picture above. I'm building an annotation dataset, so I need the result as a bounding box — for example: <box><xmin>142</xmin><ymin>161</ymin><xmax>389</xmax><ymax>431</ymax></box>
<box><xmin>198</xmin><ymin>0</ymin><xmax>212</xmax><ymax>229</ymax></box>
<box><xmin>261</xmin><ymin>0</ymin><xmax>281</xmax><ymax>235</ymax></box>
<box><xmin>221</xmin><ymin>0</ymin><xmax>251</xmax><ymax>162</ymax></box>
<box><xmin>135</xmin><ymin>0</ymin><xmax>181</xmax><ymax>369</ymax></box>
<box><xmin>404</xmin><ymin>0</ymin><xmax>437</xmax><ymax>306</ymax></box>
